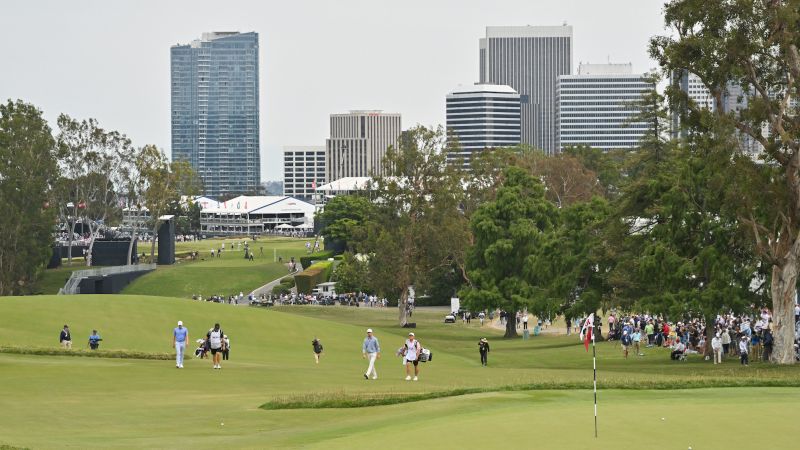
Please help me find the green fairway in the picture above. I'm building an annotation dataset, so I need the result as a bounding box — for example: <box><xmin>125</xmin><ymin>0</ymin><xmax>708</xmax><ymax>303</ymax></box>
<box><xmin>121</xmin><ymin>237</ymin><xmax>308</xmax><ymax>298</ymax></box>
<box><xmin>0</xmin><ymin>295</ymin><xmax>797</xmax><ymax>449</ymax></box>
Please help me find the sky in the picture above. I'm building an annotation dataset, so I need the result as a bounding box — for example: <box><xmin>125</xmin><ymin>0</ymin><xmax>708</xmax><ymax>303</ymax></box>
<box><xmin>0</xmin><ymin>0</ymin><xmax>666</xmax><ymax>181</ymax></box>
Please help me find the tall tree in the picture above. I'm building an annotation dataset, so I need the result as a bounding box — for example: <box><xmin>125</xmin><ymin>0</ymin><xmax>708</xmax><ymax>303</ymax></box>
<box><xmin>316</xmin><ymin>194</ymin><xmax>374</xmax><ymax>253</ymax></box>
<box><xmin>651</xmin><ymin>0</ymin><xmax>800</xmax><ymax>363</ymax></box>
<box><xmin>461</xmin><ymin>166</ymin><xmax>557</xmax><ymax>337</ymax></box>
<box><xmin>365</xmin><ymin>125</ymin><xmax>469</xmax><ymax>326</ymax></box>
<box><xmin>0</xmin><ymin>100</ymin><xmax>59</xmax><ymax>295</ymax></box>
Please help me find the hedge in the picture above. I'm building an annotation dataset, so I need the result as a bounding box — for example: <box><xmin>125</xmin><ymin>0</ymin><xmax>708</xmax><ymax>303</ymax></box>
<box><xmin>294</xmin><ymin>261</ymin><xmax>333</xmax><ymax>294</ymax></box>
<box><xmin>300</xmin><ymin>250</ymin><xmax>334</xmax><ymax>270</ymax></box>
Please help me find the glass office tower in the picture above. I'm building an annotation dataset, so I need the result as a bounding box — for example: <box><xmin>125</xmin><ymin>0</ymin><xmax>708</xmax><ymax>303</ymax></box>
<box><xmin>171</xmin><ymin>32</ymin><xmax>260</xmax><ymax>197</ymax></box>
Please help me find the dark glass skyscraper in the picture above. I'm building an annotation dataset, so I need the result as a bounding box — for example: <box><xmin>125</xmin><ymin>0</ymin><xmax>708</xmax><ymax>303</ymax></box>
<box><xmin>479</xmin><ymin>26</ymin><xmax>572</xmax><ymax>154</ymax></box>
<box><xmin>171</xmin><ymin>32</ymin><xmax>260</xmax><ymax>197</ymax></box>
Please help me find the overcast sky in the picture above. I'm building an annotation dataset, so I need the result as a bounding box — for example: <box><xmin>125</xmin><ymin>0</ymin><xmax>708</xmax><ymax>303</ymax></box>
<box><xmin>0</xmin><ymin>0</ymin><xmax>666</xmax><ymax>181</ymax></box>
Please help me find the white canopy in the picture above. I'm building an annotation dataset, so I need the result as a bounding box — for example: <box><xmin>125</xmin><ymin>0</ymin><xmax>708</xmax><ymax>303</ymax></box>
<box><xmin>275</xmin><ymin>223</ymin><xmax>294</xmax><ymax>229</ymax></box>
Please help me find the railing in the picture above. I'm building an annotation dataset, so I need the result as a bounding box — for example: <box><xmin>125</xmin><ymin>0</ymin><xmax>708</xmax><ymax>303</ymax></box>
<box><xmin>58</xmin><ymin>264</ymin><xmax>157</xmax><ymax>295</ymax></box>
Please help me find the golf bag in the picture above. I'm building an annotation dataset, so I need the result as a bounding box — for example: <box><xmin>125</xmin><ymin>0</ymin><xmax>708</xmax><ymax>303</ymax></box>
<box><xmin>419</xmin><ymin>348</ymin><xmax>433</xmax><ymax>362</ymax></box>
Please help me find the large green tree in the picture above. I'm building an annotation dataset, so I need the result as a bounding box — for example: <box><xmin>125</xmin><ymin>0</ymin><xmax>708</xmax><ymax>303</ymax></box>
<box><xmin>365</xmin><ymin>125</ymin><xmax>469</xmax><ymax>326</ymax></box>
<box><xmin>461</xmin><ymin>166</ymin><xmax>557</xmax><ymax>337</ymax></box>
<box><xmin>316</xmin><ymin>194</ymin><xmax>374</xmax><ymax>253</ymax></box>
<box><xmin>651</xmin><ymin>0</ymin><xmax>800</xmax><ymax>363</ymax></box>
<box><xmin>0</xmin><ymin>100</ymin><xmax>59</xmax><ymax>295</ymax></box>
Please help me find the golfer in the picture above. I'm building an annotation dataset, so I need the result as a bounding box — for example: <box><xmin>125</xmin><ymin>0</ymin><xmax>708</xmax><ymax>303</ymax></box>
<box><xmin>208</xmin><ymin>323</ymin><xmax>224</xmax><ymax>369</ymax></box>
<box><xmin>403</xmin><ymin>332</ymin><xmax>421</xmax><ymax>381</ymax></box>
<box><xmin>172</xmin><ymin>320</ymin><xmax>189</xmax><ymax>369</ymax></box>
<box><xmin>362</xmin><ymin>328</ymin><xmax>380</xmax><ymax>380</ymax></box>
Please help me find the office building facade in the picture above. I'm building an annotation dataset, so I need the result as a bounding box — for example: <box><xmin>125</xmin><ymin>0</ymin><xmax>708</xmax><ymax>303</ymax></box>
<box><xmin>556</xmin><ymin>63</ymin><xmax>653</xmax><ymax>151</ymax></box>
<box><xmin>446</xmin><ymin>84</ymin><xmax>521</xmax><ymax>168</ymax></box>
<box><xmin>326</xmin><ymin>111</ymin><xmax>401</xmax><ymax>182</ymax></box>
<box><xmin>479</xmin><ymin>25</ymin><xmax>572</xmax><ymax>153</ymax></box>
<box><xmin>171</xmin><ymin>31</ymin><xmax>260</xmax><ymax>197</ymax></box>
<box><xmin>283</xmin><ymin>146</ymin><xmax>326</xmax><ymax>202</ymax></box>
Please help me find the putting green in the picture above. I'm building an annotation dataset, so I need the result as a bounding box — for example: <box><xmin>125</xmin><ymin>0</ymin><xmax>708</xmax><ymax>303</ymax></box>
<box><xmin>0</xmin><ymin>295</ymin><xmax>797</xmax><ymax>449</ymax></box>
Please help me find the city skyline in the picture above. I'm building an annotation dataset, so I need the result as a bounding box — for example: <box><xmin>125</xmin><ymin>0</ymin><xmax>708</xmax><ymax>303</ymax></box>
<box><xmin>0</xmin><ymin>0</ymin><xmax>665</xmax><ymax>181</ymax></box>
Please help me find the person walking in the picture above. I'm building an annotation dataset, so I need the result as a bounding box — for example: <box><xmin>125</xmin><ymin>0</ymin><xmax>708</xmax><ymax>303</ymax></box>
<box><xmin>478</xmin><ymin>311</ymin><xmax>486</xmax><ymax>326</ymax></box>
<box><xmin>478</xmin><ymin>338</ymin><xmax>490</xmax><ymax>366</ymax></box>
<box><xmin>362</xmin><ymin>328</ymin><xmax>380</xmax><ymax>380</ymax></box>
<box><xmin>59</xmin><ymin>325</ymin><xmax>72</xmax><ymax>349</ymax></box>
<box><xmin>312</xmin><ymin>338</ymin><xmax>323</xmax><ymax>364</ymax></box>
<box><xmin>221</xmin><ymin>335</ymin><xmax>230</xmax><ymax>361</ymax></box>
<box><xmin>739</xmin><ymin>336</ymin><xmax>749</xmax><ymax>366</ymax></box>
<box><xmin>721</xmin><ymin>328</ymin><xmax>731</xmax><ymax>356</ymax></box>
<box><xmin>403</xmin><ymin>332</ymin><xmax>422</xmax><ymax>381</ymax></box>
<box><xmin>711</xmin><ymin>333</ymin><xmax>723</xmax><ymax>364</ymax></box>
<box><xmin>172</xmin><ymin>320</ymin><xmax>189</xmax><ymax>369</ymax></box>
<box><xmin>207</xmin><ymin>323</ymin><xmax>224</xmax><ymax>369</ymax></box>
<box><xmin>88</xmin><ymin>330</ymin><xmax>102</xmax><ymax>350</ymax></box>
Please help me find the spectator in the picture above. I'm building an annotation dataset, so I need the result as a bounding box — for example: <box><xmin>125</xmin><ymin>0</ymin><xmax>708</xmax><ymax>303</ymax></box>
<box><xmin>670</xmin><ymin>337</ymin><xmax>686</xmax><ymax>360</ymax></box>
<box><xmin>739</xmin><ymin>336</ymin><xmax>749</xmax><ymax>366</ymax></box>
<box><xmin>645</xmin><ymin>321</ymin><xmax>655</xmax><ymax>347</ymax></box>
<box><xmin>721</xmin><ymin>328</ymin><xmax>731</xmax><ymax>356</ymax></box>
<box><xmin>88</xmin><ymin>330</ymin><xmax>102</xmax><ymax>350</ymax></box>
<box><xmin>711</xmin><ymin>333</ymin><xmax>723</xmax><ymax>364</ymax></box>
<box><xmin>621</xmin><ymin>330</ymin><xmax>632</xmax><ymax>359</ymax></box>
<box><xmin>59</xmin><ymin>325</ymin><xmax>72</xmax><ymax>349</ymax></box>
<box><xmin>632</xmin><ymin>328</ymin><xmax>643</xmax><ymax>356</ymax></box>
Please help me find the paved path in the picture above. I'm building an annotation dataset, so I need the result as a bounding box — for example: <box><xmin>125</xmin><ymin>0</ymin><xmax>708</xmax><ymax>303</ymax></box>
<box><xmin>242</xmin><ymin>265</ymin><xmax>299</xmax><ymax>305</ymax></box>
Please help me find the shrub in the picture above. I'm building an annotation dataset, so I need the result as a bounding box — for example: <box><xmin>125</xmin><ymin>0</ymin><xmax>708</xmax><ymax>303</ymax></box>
<box><xmin>0</xmin><ymin>345</ymin><xmax>172</xmax><ymax>360</ymax></box>
<box><xmin>293</xmin><ymin>261</ymin><xmax>333</xmax><ymax>294</ymax></box>
<box><xmin>299</xmin><ymin>250</ymin><xmax>334</xmax><ymax>270</ymax></box>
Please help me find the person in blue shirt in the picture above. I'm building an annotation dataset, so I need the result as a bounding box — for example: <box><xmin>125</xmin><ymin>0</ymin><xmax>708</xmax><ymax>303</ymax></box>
<box><xmin>88</xmin><ymin>330</ymin><xmax>102</xmax><ymax>350</ymax></box>
<box><xmin>361</xmin><ymin>328</ymin><xmax>381</xmax><ymax>380</ymax></box>
<box><xmin>172</xmin><ymin>321</ymin><xmax>189</xmax><ymax>369</ymax></box>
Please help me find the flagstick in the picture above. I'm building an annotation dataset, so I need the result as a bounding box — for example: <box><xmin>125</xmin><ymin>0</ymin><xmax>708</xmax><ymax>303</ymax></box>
<box><xmin>592</xmin><ymin>328</ymin><xmax>598</xmax><ymax>438</ymax></box>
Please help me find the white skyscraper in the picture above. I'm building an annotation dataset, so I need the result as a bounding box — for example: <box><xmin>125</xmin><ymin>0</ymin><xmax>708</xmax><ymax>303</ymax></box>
<box><xmin>283</xmin><ymin>146</ymin><xmax>326</xmax><ymax>202</ymax></box>
<box><xmin>446</xmin><ymin>83</ymin><xmax>521</xmax><ymax>169</ymax></box>
<box><xmin>556</xmin><ymin>63</ymin><xmax>654</xmax><ymax>151</ymax></box>
<box><xmin>480</xmin><ymin>25</ymin><xmax>573</xmax><ymax>153</ymax></box>
<box><xmin>325</xmin><ymin>111</ymin><xmax>401</xmax><ymax>182</ymax></box>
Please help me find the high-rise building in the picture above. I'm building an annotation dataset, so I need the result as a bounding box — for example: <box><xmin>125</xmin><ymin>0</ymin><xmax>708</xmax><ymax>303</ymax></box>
<box><xmin>325</xmin><ymin>111</ymin><xmax>401</xmax><ymax>182</ymax></box>
<box><xmin>479</xmin><ymin>25</ymin><xmax>572</xmax><ymax>153</ymax></box>
<box><xmin>555</xmin><ymin>63</ymin><xmax>654</xmax><ymax>152</ymax></box>
<box><xmin>283</xmin><ymin>146</ymin><xmax>326</xmax><ymax>202</ymax></box>
<box><xmin>171</xmin><ymin>31</ymin><xmax>260</xmax><ymax>197</ymax></box>
<box><xmin>446</xmin><ymin>83</ymin><xmax>521</xmax><ymax>169</ymax></box>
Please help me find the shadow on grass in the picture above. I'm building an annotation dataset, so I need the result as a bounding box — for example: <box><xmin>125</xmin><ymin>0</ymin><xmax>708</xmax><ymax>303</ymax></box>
<box><xmin>260</xmin><ymin>377</ymin><xmax>800</xmax><ymax>410</ymax></box>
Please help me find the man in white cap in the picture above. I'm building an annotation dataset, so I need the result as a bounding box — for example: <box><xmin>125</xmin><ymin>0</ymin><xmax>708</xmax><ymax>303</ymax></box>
<box><xmin>172</xmin><ymin>320</ymin><xmax>189</xmax><ymax>368</ymax></box>
<box><xmin>361</xmin><ymin>328</ymin><xmax>380</xmax><ymax>380</ymax></box>
<box><xmin>404</xmin><ymin>332</ymin><xmax>421</xmax><ymax>381</ymax></box>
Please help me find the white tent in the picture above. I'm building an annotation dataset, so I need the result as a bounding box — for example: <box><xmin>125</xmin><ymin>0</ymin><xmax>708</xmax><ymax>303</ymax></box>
<box><xmin>275</xmin><ymin>223</ymin><xmax>293</xmax><ymax>229</ymax></box>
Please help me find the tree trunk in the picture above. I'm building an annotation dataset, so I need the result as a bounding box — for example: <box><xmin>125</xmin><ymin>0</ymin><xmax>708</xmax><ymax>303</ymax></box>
<box><xmin>85</xmin><ymin>221</ymin><xmax>95</xmax><ymax>267</ymax></box>
<box><xmin>150</xmin><ymin>222</ymin><xmax>159</xmax><ymax>261</ymax></box>
<box><xmin>704</xmin><ymin>314</ymin><xmax>715</xmax><ymax>360</ymax></box>
<box><xmin>770</xmin><ymin>253</ymin><xmax>798</xmax><ymax>364</ymax></box>
<box><xmin>398</xmin><ymin>289</ymin><xmax>409</xmax><ymax>326</ymax></box>
<box><xmin>504</xmin><ymin>315</ymin><xmax>518</xmax><ymax>338</ymax></box>
<box><xmin>126</xmin><ymin>230</ymin><xmax>137</xmax><ymax>265</ymax></box>
<box><xmin>67</xmin><ymin>217</ymin><xmax>77</xmax><ymax>266</ymax></box>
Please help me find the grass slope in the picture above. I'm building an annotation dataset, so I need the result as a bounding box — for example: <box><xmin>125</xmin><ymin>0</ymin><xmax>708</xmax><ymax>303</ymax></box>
<box><xmin>121</xmin><ymin>237</ymin><xmax>308</xmax><ymax>298</ymax></box>
<box><xmin>0</xmin><ymin>295</ymin><xmax>797</xmax><ymax>449</ymax></box>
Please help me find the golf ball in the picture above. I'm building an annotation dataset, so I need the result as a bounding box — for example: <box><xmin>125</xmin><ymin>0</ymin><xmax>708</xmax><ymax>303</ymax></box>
<box><xmin>661</xmin><ymin>417</ymin><xmax>665</xmax><ymax>421</ymax></box>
